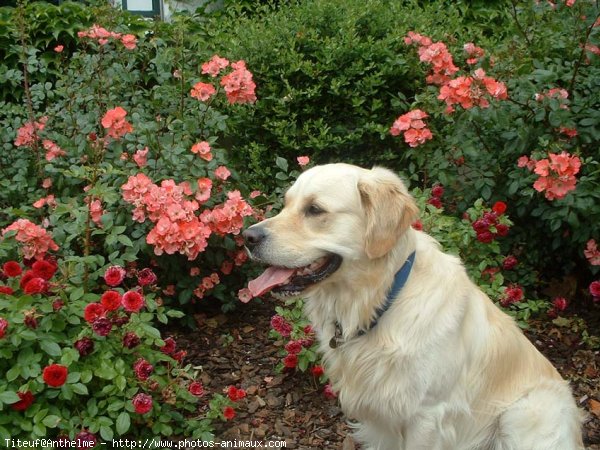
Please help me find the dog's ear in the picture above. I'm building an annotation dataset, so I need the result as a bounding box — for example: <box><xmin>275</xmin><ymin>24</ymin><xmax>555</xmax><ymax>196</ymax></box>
<box><xmin>358</xmin><ymin>167</ymin><xmax>419</xmax><ymax>259</ymax></box>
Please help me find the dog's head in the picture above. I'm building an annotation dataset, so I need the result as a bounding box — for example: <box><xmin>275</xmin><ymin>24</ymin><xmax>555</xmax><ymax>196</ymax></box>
<box><xmin>244</xmin><ymin>163</ymin><xmax>418</xmax><ymax>298</ymax></box>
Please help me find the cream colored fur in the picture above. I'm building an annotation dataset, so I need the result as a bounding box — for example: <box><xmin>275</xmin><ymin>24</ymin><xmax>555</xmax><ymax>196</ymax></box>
<box><xmin>247</xmin><ymin>163</ymin><xmax>584</xmax><ymax>450</ymax></box>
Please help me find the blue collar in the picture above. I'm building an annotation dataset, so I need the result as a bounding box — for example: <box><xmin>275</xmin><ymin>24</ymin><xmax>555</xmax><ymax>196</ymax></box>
<box><xmin>329</xmin><ymin>251</ymin><xmax>416</xmax><ymax>348</ymax></box>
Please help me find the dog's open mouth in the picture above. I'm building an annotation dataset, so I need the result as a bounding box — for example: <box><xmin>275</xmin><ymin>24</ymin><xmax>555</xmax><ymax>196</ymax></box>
<box><xmin>248</xmin><ymin>254</ymin><xmax>342</xmax><ymax>297</ymax></box>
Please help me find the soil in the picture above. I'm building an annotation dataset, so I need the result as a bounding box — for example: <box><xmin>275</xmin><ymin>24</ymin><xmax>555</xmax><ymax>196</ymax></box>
<box><xmin>172</xmin><ymin>299</ymin><xmax>600</xmax><ymax>450</ymax></box>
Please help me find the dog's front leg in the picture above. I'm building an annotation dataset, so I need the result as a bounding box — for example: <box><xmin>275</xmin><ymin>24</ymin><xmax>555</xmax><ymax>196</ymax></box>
<box><xmin>402</xmin><ymin>411</ymin><xmax>456</xmax><ymax>450</ymax></box>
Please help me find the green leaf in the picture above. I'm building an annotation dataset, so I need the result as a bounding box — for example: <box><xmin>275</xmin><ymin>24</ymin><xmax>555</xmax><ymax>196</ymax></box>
<box><xmin>115</xmin><ymin>375</ymin><xmax>126</xmax><ymax>391</ymax></box>
<box><xmin>275</xmin><ymin>156</ymin><xmax>288</xmax><ymax>172</ymax></box>
<box><xmin>140</xmin><ymin>323</ymin><xmax>161</xmax><ymax>339</ymax></box>
<box><xmin>116</xmin><ymin>412</ymin><xmax>131</xmax><ymax>435</ymax></box>
<box><xmin>81</xmin><ymin>369</ymin><xmax>93</xmax><ymax>383</ymax></box>
<box><xmin>72</xmin><ymin>383</ymin><xmax>89</xmax><ymax>395</ymax></box>
<box><xmin>117</xmin><ymin>235</ymin><xmax>133</xmax><ymax>247</ymax></box>
<box><xmin>42</xmin><ymin>415</ymin><xmax>61</xmax><ymax>428</ymax></box>
<box><xmin>166</xmin><ymin>309</ymin><xmax>184</xmax><ymax>318</ymax></box>
<box><xmin>70</xmin><ymin>286</ymin><xmax>84</xmax><ymax>301</ymax></box>
<box><xmin>100</xmin><ymin>425</ymin><xmax>114</xmax><ymax>441</ymax></box>
<box><xmin>0</xmin><ymin>391</ymin><xmax>20</xmax><ymax>404</ymax></box>
<box><xmin>32</xmin><ymin>422</ymin><xmax>46</xmax><ymax>437</ymax></box>
<box><xmin>67</xmin><ymin>372</ymin><xmax>81</xmax><ymax>383</ymax></box>
<box><xmin>61</xmin><ymin>384</ymin><xmax>73</xmax><ymax>400</ymax></box>
<box><xmin>298</xmin><ymin>357</ymin><xmax>308</xmax><ymax>372</ymax></box>
<box><xmin>61</xmin><ymin>348</ymin><xmax>79</xmax><ymax>365</ymax></box>
<box><xmin>6</xmin><ymin>366</ymin><xmax>20</xmax><ymax>382</ymax></box>
<box><xmin>40</xmin><ymin>340</ymin><xmax>62</xmax><ymax>357</ymax></box>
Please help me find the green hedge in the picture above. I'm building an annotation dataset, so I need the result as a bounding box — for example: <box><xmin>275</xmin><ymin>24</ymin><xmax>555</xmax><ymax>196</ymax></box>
<box><xmin>204</xmin><ymin>0</ymin><xmax>505</xmax><ymax>189</ymax></box>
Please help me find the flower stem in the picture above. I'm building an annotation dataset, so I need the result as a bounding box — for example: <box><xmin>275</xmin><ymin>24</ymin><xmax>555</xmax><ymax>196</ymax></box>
<box><xmin>567</xmin><ymin>10</ymin><xmax>600</xmax><ymax>98</ymax></box>
<box><xmin>15</xmin><ymin>0</ymin><xmax>42</xmax><ymax>178</ymax></box>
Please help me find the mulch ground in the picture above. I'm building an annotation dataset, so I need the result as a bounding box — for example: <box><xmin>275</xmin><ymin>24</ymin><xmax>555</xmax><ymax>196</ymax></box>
<box><xmin>171</xmin><ymin>300</ymin><xmax>600</xmax><ymax>449</ymax></box>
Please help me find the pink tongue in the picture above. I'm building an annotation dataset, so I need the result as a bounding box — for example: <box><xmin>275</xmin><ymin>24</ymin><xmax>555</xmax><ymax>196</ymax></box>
<box><xmin>248</xmin><ymin>267</ymin><xmax>295</xmax><ymax>297</ymax></box>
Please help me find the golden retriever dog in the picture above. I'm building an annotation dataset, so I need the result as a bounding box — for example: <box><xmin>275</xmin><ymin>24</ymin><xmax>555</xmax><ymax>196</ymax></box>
<box><xmin>243</xmin><ymin>163</ymin><xmax>584</xmax><ymax>450</ymax></box>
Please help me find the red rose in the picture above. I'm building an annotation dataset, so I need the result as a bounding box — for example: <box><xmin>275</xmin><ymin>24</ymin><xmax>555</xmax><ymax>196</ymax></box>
<box><xmin>52</xmin><ymin>299</ymin><xmax>64</xmax><ymax>311</ymax></box>
<box><xmin>589</xmin><ymin>281</ymin><xmax>600</xmax><ymax>298</ymax></box>
<box><xmin>223</xmin><ymin>406</ymin><xmax>236</xmax><ymax>420</ymax></box>
<box><xmin>31</xmin><ymin>260</ymin><xmax>57</xmax><ymax>280</ymax></box>
<box><xmin>553</xmin><ymin>297</ymin><xmax>568</xmax><ymax>312</ymax></box>
<box><xmin>495</xmin><ymin>223</ymin><xmax>509</xmax><ymax>237</ymax></box>
<box><xmin>411</xmin><ymin>220</ymin><xmax>423</xmax><ymax>231</ymax></box>
<box><xmin>323</xmin><ymin>383</ymin><xmax>337</xmax><ymax>399</ymax></box>
<box><xmin>100</xmin><ymin>290</ymin><xmax>122</xmax><ymax>311</ymax></box>
<box><xmin>502</xmin><ymin>255</ymin><xmax>518</xmax><ymax>270</ymax></box>
<box><xmin>492</xmin><ymin>201</ymin><xmax>507</xmax><ymax>215</ymax></box>
<box><xmin>501</xmin><ymin>285</ymin><xmax>524</xmax><ymax>307</ymax></box>
<box><xmin>189</xmin><ymin>381</ymin><xmax>204</xmax><ymax>397</ymax></box>
<box><xmin>11</xmin><ymin>391</ymin><xmax>35</xmax><ymax>411</ymax></box>
<box><xmin>311</xmin><ymin>365</ymin><xmax>324</xmax><ymax>377</ymax></box>
<box><xmin>472</xmin><ymin>219</ymin><xmax>488</xmax><ymax>232</ymax></box>
<box><xmin>83</xmin><ymin>302</ymin><xmax>106</xmax><ymax>323</ymax></box>
<box><xmin>172</xmin><ymin>350</ymin><xmax>187</xmax><ymax>363</ymax></box>
<box><xmin>74</xmin><ymin>337</ymin><xmax>95</xmax><ymax>356</ymax></box>
<box><xmin>0</xmin><ymin>286</ymin><xmax>14</xmax><ymax>295</ymax></box>
<box><xmin>19</xmin><ymin>270</ymin><xmax>38</xmax><ymax>289</ymax></box>
<box><xmin>2</xmin><ymin>261</ymin><xmax>22</xmax><ymax>277</ymax></box>
<box><xmin>426</xmin><ymin>197</ymin><xmax>443</xmax><ymax>209</ymax></box>
<box><xmin>283</xmin><ymin>354</ymin><xmax>298</xmax><ymax>369</ymax></box>
<box><xmin>24</xmin><ymin>312</ymin><xmax>38</xmax><ymax>329</ymax></box>
<box><xmin>132</xmin><ymin>393</ymin><xmax>153</xmax><ymax>414</ymax></box>
<box><xmin>42</xmin><ymin>364</ymin><xmax>68</xmax><ymax>387</ymax></box>
<box><xmin>133</xmin><ymin>358</ymin><xmax>154</xmax><ymax>381</ymax></box>
<box><xmin>0</xmin><ymin>317</ymin><xmax>8</xmax><ymax>338</ymax></box>
<box><xmin>104</xmin><ymin>265</ymin><xmax>126</xmax><ymax>287</ymax></box>
<box><xmin>483</xmin><ymin>212</ymin><xmax>498</xmax><ymax>226</ymax></box>
<box><xmin>137</xmin><ymin>268</ymin><xmax>157</xmax><ymax>286</ymax></box>
<box><xmin>270</xmin><ymin>315</ymin><xmax>292</xmax><ymax>337</ymax></box>
<box><xmin>284</xmin><ymin>340</ymin><xmax>303</xmax><ymax>355</ymax></box>
<box><xmin>122</xmin><ymin>331</ymin><xmax>140</xmax><ymax>349</ymax></box>
<box><xmin>431</xmin><ymin>184</ymin><xmax>444</xmax><ymax>198</ymax></box>
<box><xmin>160</xmin><ymin>337</ymin><xmax>176</xmax><ymax>354</ymax></box>
<box><xmin>23</xmin><ymin>277</ymin><xmax>49</xmax><ymax>295</ymax></box>
<box><xmin>75</xmin><ymin>430</ymin><xmax>96</xmax><ymax>449</ymax></box>
<box><xmin>121</xmin><ymin>290</ymin><xmax>145</xmax><ymax>312</ymax></box>
<box><xmin>301</xmin><ymin>338</ymin><xmax>314</xmax><ymax>348</ymax></box>
<box><xmin>92</xmin><ymin>317</ymin><xmax>112</xmax><ymax>336</ymax></box>
<box><xmin>227</xmin><ymin>386</ymin><xmax>246</xmax><ymax>401</ymax></box>
<box><xmin>476</xmin><ymin>231</ymin><xmax>494</xmax><ymax>243</ymax></box>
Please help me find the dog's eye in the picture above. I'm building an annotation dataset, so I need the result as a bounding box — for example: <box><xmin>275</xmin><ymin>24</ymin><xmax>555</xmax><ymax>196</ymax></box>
<box><xmin>306</xmin><ymin>204</ymin><xmax>325</xmax><ymax>216</ymax></box>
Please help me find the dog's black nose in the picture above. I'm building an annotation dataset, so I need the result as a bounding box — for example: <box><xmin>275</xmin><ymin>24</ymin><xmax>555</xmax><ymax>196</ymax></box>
<box><xmin>243</xmin><ymin>227</ymin><xmax>267</xmax><ymax>248</ymax></box>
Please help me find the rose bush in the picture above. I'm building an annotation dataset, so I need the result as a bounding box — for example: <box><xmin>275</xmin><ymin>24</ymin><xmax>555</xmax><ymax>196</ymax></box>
<box><xmin>386</xmin><ymin>1</ymin><xmax>600</xmax><ymax>294</ymax></box>
<box><xmin>0</xmin><ymin>239</ymin><xmax>244</xmax><ymax>441</ymax></box>
<box><xmin>201</xmin><ymin>0</ymin><xmax>600</xmax><ymax>303</ymax></box>
<box><xmin>0</xmin><ymin>1</ymin><xmax>262</xmax><ymax>442</ymax></box>
<box><xmin>0</xmin><ymin>4</ymin><xmax>263</xmax><ymax>312</ymax></box>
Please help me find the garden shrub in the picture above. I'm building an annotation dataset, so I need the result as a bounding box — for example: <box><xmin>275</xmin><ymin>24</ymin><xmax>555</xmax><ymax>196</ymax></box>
<box><xmin>202</xmin><ymin>0</ymin><xmax>495</xmax><ymax>189</ymax></box>
<box><xmin>0</xmin><ymin>5</ymin><xmax>265</xmax><ymax>312</ymax></box>
<box><xmin>385</xmin><ymin>1</ymin><xmax>600</xmax><ymax>289</ymax></box>
<box><xmin>0</xmin><ymin>239</ymin><xmax>245</xmax><ymax>441</ymax></box>
<box><xmin>204</xmin><ymin>0</ymin><xmax>600</xmax><ymax>295</ymax></box>
<box><xmin>0</xmin><ymin>1</ymin><xmax>144</xmax><ymax>103</ymax></box>
<box><xmin>0</xmin><ymin>1</ymin><xmax>265</xmax><ymax>442</ymax></box>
